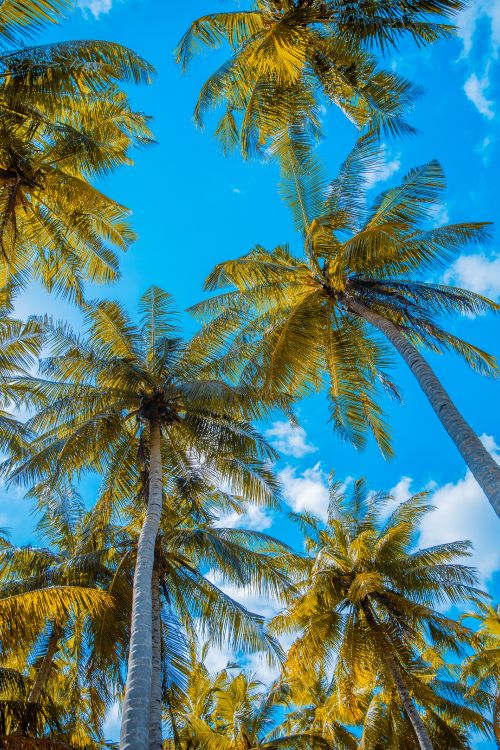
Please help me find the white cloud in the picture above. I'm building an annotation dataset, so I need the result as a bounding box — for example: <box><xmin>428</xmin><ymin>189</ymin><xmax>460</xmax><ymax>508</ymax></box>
<box><xmin>265</xmin><ymin>421</ymin><xmax>317</xmax><ymax>459</ymax></box>
<box><xmin>457</xmin><ymin>0</ymin><xmax>500</xmax><ymax>58</ymax></box>
<box><xmin>241</xmin><ymin>650</ymin><xmax>281</xmax><ymax>683</ymax></box>
<box><xmin>391</xmin><ymin>475</ymin><xmax>413</xmax><ymax>503</ymax></box>
<box><xmin>206</xmin><ymin>570</ymin><xmax>281</xmax><ymax>619</ymax></box>
<box><xmin>77</xmin><ymin>0</ymin><xmax>113</xmax><ymax>18</ymax></box>
<box><xmin>464</xmin><ymin>72</ymin><xmax>495</xmax><ymax>119</ymax></box>
<box><xmin>279</xmin><ymin>462</ymin><xmax>329</xmax><ymax>520</ymax></box>
<box><xmin>476</xmin><ymin>134</ymin><xmax>495</xmax><ymax>164</ymax></box>
<box><xmin>444</xmin><ymin>252</ymin><xmax>500</xmax><ymax>300</ymax></box>
<box><xmin>204</xmin><ymin>644</ymin><xmax>234</xmax><ymax>673</ymax></box>
<box><xmin>400</xmin><ymin>435</ymin><xmax>500</xmax><ymax>584</ymax></box>
<box><xmin>364</xmin><ymin>144</ymin><xmax>401</xmax><ymax>190</ymax></box>
<box><xmin>429</xmin><ymin>203</ymin><xmax>450</xmax><ymax>228</ymax></box>
<box><xmin>216</xmin><ymin>503</ymin><xmax>273</xmax><ymax>532</ymax></box>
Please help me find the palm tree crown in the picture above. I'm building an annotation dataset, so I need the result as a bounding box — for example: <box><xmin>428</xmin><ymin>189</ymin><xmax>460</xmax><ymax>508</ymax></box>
<box><xmin>3</xmin><ymin>287</ymin><xmax>276</xmax><ymax>497</ymax></box>
<box><xmin>272</xmin><ymin>479</ymin><xmax>488</xmax><ymax>749</ymax></box>
<box><xmin>176</xmin><ymin>0</ymin><xmax>463</xmax><ymax>156</ymax></box>
<box><xmin>189</xmin><ymin>137</ymin><xmax>500</xmax><ymax>510</ymax></box>
<box><xmin>0</xmin><ymin>0</ymin><xmax>155</xmax><ymax>304</ymax></box>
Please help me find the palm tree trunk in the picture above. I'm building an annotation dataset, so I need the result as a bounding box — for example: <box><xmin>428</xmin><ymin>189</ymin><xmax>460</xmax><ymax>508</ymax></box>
<box><xmin>362</xmin><ymin>602</ymin><xmax>434</xmax><ymax>750</ymax></box>
<box><xmin>494</xmin><ymin>689</ymin><xmax>500</xmax><ymax>749</ymax></box>
<box><xmin>27</xmin><ymin>625</ymin><xmax>61</xmax><ymax>703</ymax></box>
<box><xmin>149</xmin><ymin>565</ymin><xmax>163</xmax><ymax>750</ymax></box>
<box><xmin>120</xmin><ymin>414</ymin><xmax>163</xmax><ymax>750</ymax></box>
<box><xmin>380</xmin><ymin>642</ymin><xmax>434</xmax><ymax>750</ymax></box>
<box><xmin>345</xmin><ymin>295</ymin><xmax>500</xmax><ymax>518</ymax></box>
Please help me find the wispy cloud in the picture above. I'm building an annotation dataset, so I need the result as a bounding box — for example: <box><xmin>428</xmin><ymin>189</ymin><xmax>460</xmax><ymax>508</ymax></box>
<box><xmin>77</xmin><ymin>0</ymin><xmax>113</xmax><ymax>19</ymax></box>
<box><xmin>364</xmin><ymin>143</ymin><xmax>401</xmax><ymax>190</ymax></box>
<box><xmin>215</xmin><ymin>503</ymin><xmax>273</xmax><ymax>532</ymax></box>
<box><xmin>457</xmin><ymin>0</ymin><xmax>500</xmax><ymax>59</ymax></box>
<box><xmin>103</xmin><ymin>703</ymin><xmax>121</xmax><ymax>743</ymax></box>
<box><xmin>458</xmin><ymin>2</ymin><xmax>499</xmax><ymax>123</ymax></box>
<box><xmin>265</xmin><ymin>421</ymin><xmax>317</xmax><ymax>459</ymax></box>
<box><xmin>464</xmin><ymin>71</ymin><xmax>495</xmax><ymax>119</ymax></box>
<box><xmin>429</xmin><ymin>203</ymin><xmax>450</xmax><ymax>228</ymax></box>
<box><xmin>444</xmin><ymin>252</ymin><xmax>500</xmax><ymax>300</ymax></box>
<box><xmin>206</xmin><ymin>570</ymin><xmax>282</xmax><ymax>619</ymax></box>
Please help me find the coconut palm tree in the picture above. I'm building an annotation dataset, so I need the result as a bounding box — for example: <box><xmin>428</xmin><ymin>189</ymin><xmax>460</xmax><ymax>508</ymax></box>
<box><xmin>0</xmin><ymin>573</ymin><xmax>115</xmax><ymax>748</ymax></box>
<box><xmin>0</xmin><ymin>287</ymin><xmax>280</xmax><ymax>750</ymax></box>
<box><xmin>189</xmin><ymin>136</ymin><xmax>500</xmax><ymax>516</ymax></box>
<box><xmin>0</xmin><ymin>0</ymin><xmax>154</xmax><ymax>306</ymax></box>
<box><xmin>280</xmin><ymin>668</ymin><xmax>490</xmax><ymax>750</ymax></box>
<box><xmin>277</xmin><ymin>672</ymin><xmax>358</xmax><ymax>750</ymax></box>
<box><xmin>0</xmin><ymin>472</ymin><xmax>292</xmax><ymax>750</ymax></box>
<box><xmin>0</xmin><ymin>124</ymin><xmax>136</xmax><ymax>304</ymax></box>
<box><xmin>0</xmin><ymin>481</ymin><xmax>126</xmax><ymax>713</ymax></box>
<box><xmin>163</xmin><ymin>651</ymin><xmax>338</xmax><ymax>750</ymax></box>
<box><xmin>176</xmin><ymin>0</ymin><xmax>462</xmax><ymax>157</ymax></box>
<box><xmin>119</xmin><ymin>473</ymin><xmax>296</xmax><ymax>750</ymax></box>
<box><xmin>0</xmin><ymin>0</ymin><xmax>153</xmax><ymax>143</ymax></box>
<box><xmin>271</xmin><ymin>479</ymin><xmax>485</xmax><ymax>750</ymax></box>
<box><xmin>82</xmin><ymin>461</ymin><xmax>296</xmax><ymax>750</ymax></box>
<box><xmin>358</xmin><ymin>679</ymin><xmax>492</xmax><ymax>750</ymax></box>
<box><xmin>462</xmin><ymin>602</ymin><xmax>500</xmax><ymax>748</ymax></box>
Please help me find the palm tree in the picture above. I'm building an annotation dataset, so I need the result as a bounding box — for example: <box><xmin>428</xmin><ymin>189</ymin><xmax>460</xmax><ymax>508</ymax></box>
<box><xmin>119</xmin><ymin>473</ymin><xmax>296</xmax><ymax>750</ymax></box>
<box><xmin>462</xmin><ymin>602</ymin><xmax>500</xmax><ymax>748</ymax></box>
<box><xmin>0</xmin><ymin>1</ymin><xmax>154</xmax><ymax>305</ymax></box>
<box><xmin>189</xmin><ymin>136</ymin><xmax>500</xmax><ymax>516</ymax></box>
<box><xmin>164</xmin><ymin>652</ymin><xmax>335</xmax><ymax>750</ymax></box>
<box><xmin>0</xmin><ymin>0</ymin><xmax>153</xmax><ymax>141</ymax></box>
<box><xmin>1</xmin><ymin>287</ymin><xmax>280</xmax><ymax>750</ymax></box>
<box><xmin>0</xmin><ymin>117</ymin><xmax>139</xmax><ymax>304</ymax></box>
<box><xmin>0</xmin><ymin>481</ymin><xmax>138</xmax><ymax>749</ymax></box>
<box><xmin>358</xmin><ymin>680</ymin><xmax>492</xmax><ymax>750</ymax></box>
<box><xmin>176</xmin><ymin>0</ymin><xmax>462</xmax><ymax>157</ymax></box>
<box><xmin>0</xmin><ymin>575</ymin><xmax>115</xmax><ymax>747</ymax></box>
<box><xmin>277</xmin><ymin>672</ymin><xmax>358</xmax><ymax>750</ymax></box>
<box><xmin>280</xmin><ymin>668</ymin><xmax>490</xmax><ymax>750</ymax></box>
<box><xmin>271</xmin><ymin>479</ymin><xmax>485</xmax><ymax>750</ymax></box>
<box><xmin>0</xmin><ymin>482</ymin><xmax>124</xmax><ymax>708</ymax></box>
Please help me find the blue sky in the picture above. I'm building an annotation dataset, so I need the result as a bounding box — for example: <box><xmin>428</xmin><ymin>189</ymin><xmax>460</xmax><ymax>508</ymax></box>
<box><xmin>3</xmin><ymin>0</ymin><xmax>500</xmax><ymax>744</ymax></box>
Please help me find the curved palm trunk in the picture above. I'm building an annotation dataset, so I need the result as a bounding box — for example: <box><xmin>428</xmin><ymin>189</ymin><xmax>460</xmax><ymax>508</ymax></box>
<box><xmin>362</xmin><ymin>603</ymin><xmax>434</xmax><ymax>750</ymax></box>
<box><xmin>27</xmin><ymin>625</ymin><xmax>61</xmax><ymax>703</ymax></box>
<box><xmin>149</xmin><ymin>565</ymin><xmax>163</xmax><ymax>750</ymax></box>
<box><xmin>120</xmin><ymin>415</ymin><xmax>163</xmax><ymax>750</ymax></box>
<box><xmin>345</xmin><ymin>296</ymin><xmax>500</xmax><ymax>518</ymax></box>
<box><xmin>380</xmin><ymin>642</ymin><xmax>434</xmax><ymax>750</ymax></box>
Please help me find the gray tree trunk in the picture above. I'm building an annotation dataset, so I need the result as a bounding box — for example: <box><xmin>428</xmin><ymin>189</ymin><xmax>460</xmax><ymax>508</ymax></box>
<box><xmin>27</xmin><ymin>625</ymin><xmax>61</xmax><ymax>703</ymax></box>
<box><xmin>380</xmin><ymin>640</ymin><xmax>434</xmax><ymax>750</ymax></box>
<box><xmin>149</xmin><ymin>566</ymin><xmax>163</xmax><ymax>750</ymax></box>
<box><xmin>362</xmin><ymin>602</ymin><xmax>434</xmax><ymax>750</ymax></box>
<box><xmin>345</xmin><ymin>296</ymin><xmax>500</xmax><ymax>518</ymax></box>
<box><xmin>494</xmin><ymin>689</ymin><xmax>500</xmax><ymax>749</ymax></box>
<box><xmin>120</xmin><ymin>415</ymin><xmax>163</xmax><ymax>750</ymax></box>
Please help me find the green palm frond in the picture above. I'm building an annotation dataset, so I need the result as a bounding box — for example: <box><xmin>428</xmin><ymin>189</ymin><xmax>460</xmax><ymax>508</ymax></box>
<box><xmin>177</xmin><ymin>0</ymin><xmax>457</xmax><ymax>156</ymax></box>
<box><xmin>0</xmin><ymin>0</ymin><xmax>67</xmax><ymax>47</ymax></box>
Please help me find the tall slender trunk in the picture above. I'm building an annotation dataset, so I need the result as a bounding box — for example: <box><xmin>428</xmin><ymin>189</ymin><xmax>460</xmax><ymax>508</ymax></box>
<box><xmin>494</xmin><ymin>689</ymin><xmax>500</xmax><ymax>749</ymax></box>
<box><xmin>120</xmin><ymin>414</ymin><xmax>163</xmax><ymax>750</ymax></box>
<box><xmin>27</xmin><ymin>625</ymin><xmax>61</xmax><ymax>703</ymax></box>
<box><xmin>362</xmin><ymin>602</ymin><xmax>434</xmax><ymax>750</ymax></box>
<box><xmin>149</xmin><ymin>565</ymin><xmax>163</xmax><ymax>750</ymax></box>
<box><xmin>345</xmin><ymin>296</ymin><xmax>500</xmax><ymax>518</ymax></box>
